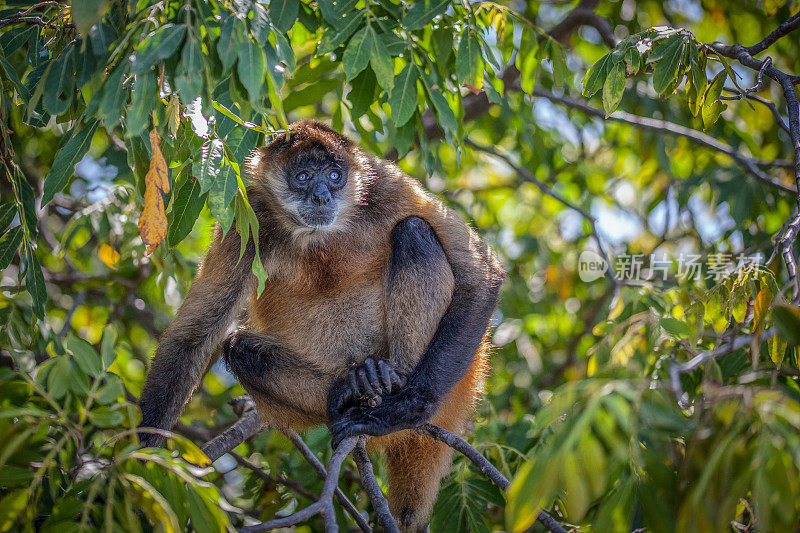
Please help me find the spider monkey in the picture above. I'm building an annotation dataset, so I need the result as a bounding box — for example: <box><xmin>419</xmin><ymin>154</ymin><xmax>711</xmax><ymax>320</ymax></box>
<box><xmin>138</xmin><ymin>120</ymin><xmax>504</xmax><ymax>531</ymax></box>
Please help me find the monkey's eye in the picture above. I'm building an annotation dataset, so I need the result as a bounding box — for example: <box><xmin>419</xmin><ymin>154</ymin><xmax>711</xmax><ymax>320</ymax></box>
<box><xmin>329</xmin><ymin>170</ymin><xmax>341</xmax><ymax>182</ymax></box>
<box><xmin>296</xmin><ymin>172</ymin><xmax>309</xmax><ymax>183</ymax></box>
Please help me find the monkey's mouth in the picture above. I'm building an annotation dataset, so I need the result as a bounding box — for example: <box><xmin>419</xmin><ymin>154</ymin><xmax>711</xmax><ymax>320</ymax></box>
<box><xmin>298</xmin><ymin>210</ymin><xmax>337</xmax><ymax>228</ymax></box>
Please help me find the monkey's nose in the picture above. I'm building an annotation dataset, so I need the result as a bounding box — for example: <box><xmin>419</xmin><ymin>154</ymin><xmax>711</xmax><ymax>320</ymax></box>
<box><xmin>312</xmin><ymin>190</ymin><xmax>331</xmax><ymax>206</ymax></box>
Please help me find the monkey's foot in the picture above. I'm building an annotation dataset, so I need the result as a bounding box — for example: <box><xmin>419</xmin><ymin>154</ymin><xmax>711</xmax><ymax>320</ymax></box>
<box><xmin>346</xmin><ymin>358</ymin><xmax>406</xmax><ymax>407</ymax></box>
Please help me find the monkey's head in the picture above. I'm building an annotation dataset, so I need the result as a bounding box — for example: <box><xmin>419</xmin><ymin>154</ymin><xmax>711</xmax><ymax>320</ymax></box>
<box><xmin>247</xmin><ymin>121</ymin><xmax>368</xmax><ymax>233</ymax></box>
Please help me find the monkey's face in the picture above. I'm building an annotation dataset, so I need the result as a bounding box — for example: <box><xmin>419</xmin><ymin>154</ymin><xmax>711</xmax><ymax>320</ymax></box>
<box><xmin>282</xmin><ymin>148</ymin><xmax>348</xmax><ymax>228</ymax></box>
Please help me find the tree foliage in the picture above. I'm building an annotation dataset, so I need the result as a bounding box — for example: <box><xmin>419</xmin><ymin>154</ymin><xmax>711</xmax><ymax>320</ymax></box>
<box><xmin>2</xmin><ymin>0</ymin><xmax>800</xmax><ymax>531</ymax></box>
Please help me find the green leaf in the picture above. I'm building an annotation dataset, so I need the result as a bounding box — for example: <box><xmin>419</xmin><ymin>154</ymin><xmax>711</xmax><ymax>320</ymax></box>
<box><xmin>168</xmin><ymin>176</ymin><xmax>207</xmax><ymax>246</ymax></box>
<box><xmin>456</xmin><ymin>31</ymin><xmax>481</xmax><ymax>84</ymax></box>
<box><xmin>218</xmin><ymin>16</ymin><xmax>245</xmax><ymax>70</ymax></box>
<box><xmin>389</xmin><ymin>63</ymin><xmax>417</xmax><ymax>126</ymax></box>
<box><xmin>127</xmin><ymin>70</ymin><xmax>156</xmax><ymax>138</ymax></box>
<box><xmin>176</xmin><ymin>35</ymin><xmax>203</xmax><ymax>104</ymax></box>
<box><xmin>41</xmin><ymin>121</ymin><xmax>99</xmax><ymax>206</ymax></box>
<box><xmin>623</xmin><ymin>47</ymin><xmax>640</xmax><ymax>77</ymax></box>
<box><xmin>0</xmin><ymin>226</ymin><xmax>22</xmax><ymax>270</ymax></box>
<box><xmin>773</xmin><ymin>305</ymin><xmax>800</xmax><ymax>346</ymax></box>
<box><xmin>100</xmin><ymin>63</ymin><xmax>128</xmax><ymax>129</ymax></box>
<box><xmin>370</xmin><ymin>33</ymin><xmax>394</xmax><ymax>91</ymax></box>
<box><xmin>0</xmin><ymin>203</ymin><xmax>15</xmax><ymax>234</ymax></box>
<box><xmin>602</xmin><ymin>62</ymin><xmax>626</xmax><ymax>116</ymax></box>
<box><xmin>95</xmin><ymin>374</ymin><xmax>124</xmax><ymax>404</ymax></box>
<box><xmin>660</xmin><ymin>317</ymin><xmax>691</xmax><ymax>338</ymax></box>
<box><xmin>24</xmin><ymin>246</ymin><xmax>46</xmax><ymax>319</ymax></box>
<box><xmin>67</xmin><ymin>334</ymin><xmax>102</xmax><ymax>377</ymax></box>
<box><xmin>582</xmin><ymin>53</ymin><xmax>612</xmax><ymax>97</ymax></box>
<box><xmin>186</xmin><ymin>488</ymin><xmax>222</xmax><ymax>533</ymax></box>
<box><xmin>550</xmin><ymin>43</ymin><xmax>569</xmax><ymax>87</ymax></box>
<box><xmin>47</xmin><ymin>357</ymin><xmax>70</xmax><ymax>399</ymax></box>
<box><xmin>403</xmin><ymin>0</ymin><xmax>450</xmax><ymax>30</ymax></box>
<box><xmin>318</xmin><ymin>10</ymin><xmax>363</xmax><ymax>54</ymax></box>
<box><xmin>208</xmin><ymin>166</ymin><xmax>237</xmax><ymax>226</ymax></box>
<box><xmin>71</xmin><ymin>0</ymin><xmax>107</xmax><ymax>35</ymax></box>
<box><xmin>237</xmin><ymin>38</ymin><xmax>266</xmax><ymax>106</ymax></box>
<box><xmin>701</xmin><ymin>100</ymin><xmax>726</xmax><ymax>129</ymax></box>
<box><xmin>131</xmin><ymin>24</ymin><xmax>186</xmax><ymax>73</ymax></box>
<box><xmin>43</xmin><ymin>48</ymin><xmax>75</xmax><ymax>115</ymax></box>
<box><xmin>252</xmin><ymin>3</ymin><xmax>271</xmax><ymax>45</ymax></box>
<box><xmin>421</xmin><ymin>71</ymin><xmax>457</xmax><ymax>135</ymax></box>
<box><xmin>343</xmin><ymin>26</ymin><xmax>372</xmax><ymax>80</ymax></box>
<box><xmin>652</xmin><ymin>36</ymin><xmax>685</xmax><ymax>95</ymax></box>
<box><xmin>101</xmin><ymin>326</ymin><xmax>117</xmax><ymax>370</ymax></box>
<box><xmin>89</xmin><ymin>406</ymin><xmax>124</xmax><ymax>428</ymax></box>
<box><xmin>269</xmin><ymin>0</ymin><xmax>299</xmax><ymax>33</ymax></box>
<box><xmin>769</xmin><ymin>335</ymin><xmax>787</xmax><ymax>366</ymax></box>
<box><xmin>192</xmin><ymin>139</ymin><xmax>224</xmax><ymax>193</ymax></box>
<box><xmin>348</xmin><ymin>67</ymin><xmax>377</xmax><ymax>118</ymax></box>
<box><xmin>284</xmin><ymin>78</ymin><xmax>343</xmax><ymax>112</ymax></box>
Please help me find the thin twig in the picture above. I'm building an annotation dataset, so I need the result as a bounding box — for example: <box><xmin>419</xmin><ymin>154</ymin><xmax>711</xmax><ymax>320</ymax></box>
<box><xmin>240</xmin><ymin>436</ymin><xmax>359</xmax><ymax>533</ymax></box>
<box><xmin>231</xmin><ymin>452</ymin><xmax>319</xmax><ymax>502</ymax></box>
<box><xmin>668</xmin><ymin>329</ymin><xmax>777</xmax><ymax>407</ymax></box>
<box><xmin>352</xmin><ymin>438</ymin><xmax>399</xmax><ymax>533</ymax></box>
<box><xmin>743</xmin><ymin>11</ymin><xmax>800</xmax><ymax>56</ymax></box>
<box><xmin>531</xmin><ymin>88</ymin><xmax>797</xmax><ymax>195</ymax></box>
<box><xmin>464</xmin><ymin>137</ymin><xmax>620</xmax><ymax>292</ymax></box>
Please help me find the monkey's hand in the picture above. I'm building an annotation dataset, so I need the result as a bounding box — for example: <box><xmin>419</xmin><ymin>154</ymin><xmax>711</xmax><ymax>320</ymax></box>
<box><xmin>328</xmin><ymin>387</ymin><xmax>436</xmax><ymax>449</ymax></box>
<box><xmin>328</xmin><ymin>358</ymin><xmax>406</xmax><ymax>412</ymax></box>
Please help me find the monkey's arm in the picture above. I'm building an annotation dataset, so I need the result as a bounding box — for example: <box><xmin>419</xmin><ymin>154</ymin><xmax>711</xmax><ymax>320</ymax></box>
<box><xmin>138</xmin><ymin>227</ymin><xmax>255</xmax><ymax>447</ymax></box>
<box><xmin>329</xmin><ymin>214</ymin><xmax>503</xmax><ymax>447</ymax></box>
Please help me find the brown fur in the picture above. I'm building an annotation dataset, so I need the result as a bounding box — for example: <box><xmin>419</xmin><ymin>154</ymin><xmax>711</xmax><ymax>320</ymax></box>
<box><xmin>139</xmin><ymin>120</ymin><xmax>503</xmax><ymax>531</ymax></box>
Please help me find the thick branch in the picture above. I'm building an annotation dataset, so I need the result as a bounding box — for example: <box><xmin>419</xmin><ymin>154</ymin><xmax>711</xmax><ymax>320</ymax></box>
<box><xmin>201</xmin><ymin>404</ymin><xmax>264</xmax><ymax>462</ymax></box>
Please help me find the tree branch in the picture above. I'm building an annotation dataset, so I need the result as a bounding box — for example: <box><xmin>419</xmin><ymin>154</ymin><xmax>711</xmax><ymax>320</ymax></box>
<box><xmin>420</xmin><ymin>0</ymin><xmax>616</xmax><ymax>144</ymax></box>
<box><xmin>200</xmin><ymin>397</ymin><xmax>567</xmax><ymax>533</ymax></box>
<box><xmin>740</xmin><ymin>11</ymin><xmax>800</xmax><ymax>56</ymax></box>
<box><xmin>531</xmin><ymin>87</ymin><xmax>797</xmax><ymax>195</ymax></box>
<box><xmin>669</xmin><ymin>329</ymin><xmax>777</xmax><ymax>407</ymax></box>
<box><xmin>201</xmin><ymin>399</ymin><xmax>265</xmax><ymax>462</ymax></box>
<box><xmin>352</xmin><ymin>438</ymin><xmax>399</xmax><ymax>533</ymax></box>
<box><xmin>464</xmin><ymin>137</ymin><xmax>621</xmax><ymax>292</ymax></box>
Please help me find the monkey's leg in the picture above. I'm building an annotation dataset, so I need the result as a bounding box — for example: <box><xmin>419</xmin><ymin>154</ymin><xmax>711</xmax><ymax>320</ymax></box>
<box><xmin>382</xmin><ymin>216</ymin><xmax>456</xmax><ymax>530</ymax></box>
<box><xmin>223</xmin><ymin>330</ymin><xmax>330</xmax><ymax>429</ymax></box>
<box><xmin>384</xmin><ymin>216</ymin><xmax>455</xmax><ymax>372</ymax></box>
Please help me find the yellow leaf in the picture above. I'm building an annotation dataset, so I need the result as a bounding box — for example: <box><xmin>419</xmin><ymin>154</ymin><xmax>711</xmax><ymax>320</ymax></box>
<box><xmin>770</xmin><ymin>336</ymin><xmax>787</xmax><ymax>367</ymax></box>
<box><xmin>98</xmin><ymin>243</ymin><xmax>120</xmax><ymax>269</ymax></box>
<box><xmin>166</xmin><ymin>96</ymin><xmax>181</xmax><ymax>137</ymax></box>
<box><xmin>137</xmin><ymin>129</ymin><xmax>170</xmax><ymax>255</ymax></box>
<box><xmin>753</xmin><ymin>285</ymin><xmax>773</xmax><ymax>333</ymax></box>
